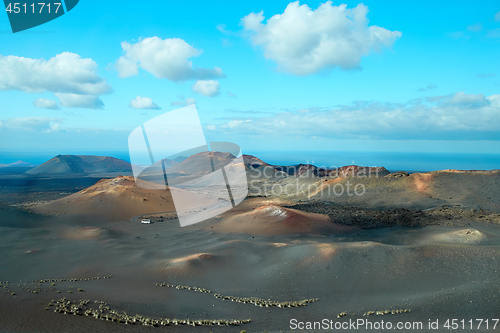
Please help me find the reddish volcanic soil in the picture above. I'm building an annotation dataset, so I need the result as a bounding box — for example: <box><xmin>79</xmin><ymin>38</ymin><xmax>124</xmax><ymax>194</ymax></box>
<box><xmin>32</xmin><ymin>176</ymin><xmax>218</xmax><ymax>221</ymax></box>
<box><xmin>211</xmin><ymin>204</ymin><xmax>355</xmax><ymax>236</ymax></box>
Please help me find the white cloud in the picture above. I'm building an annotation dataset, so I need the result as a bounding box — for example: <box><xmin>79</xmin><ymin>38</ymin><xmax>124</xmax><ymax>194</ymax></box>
<box><xmin>171</xmin><ymin>97</ymin><xmax>196</xmax><ymax>106</ymax></box>
<box><xmin>488</xmin><ymin>94</ymin><xmax>500</xmax><ymax>108</ymax></box>
<box><xmin>450</xmin><ymin>92</ymin><xmax>488</xmax><ymax>108</ymax></box>
<box><xmin>56</xmin><ymin>93</ymin><xmax>104</xmax><ymax>109</ymax></box>
<box><xmin>0</xmin><ymin>117</ymin><xmax>63</xmax><ymax>132</ymax></box>
<box><xmin>216</xmin><ymin>24</ymin><xmax>231</xmax><ymax>35</ymax></box>
<box><xmin>226</xmin><ymin>119</ymin><xmax>250</xmax><ymax>128</ymax></box>
<box><xmin>0</xmin><ymin>52</ymin><xmax>111</xmax><ymax>109</ymax></box>
<box><xmin>240</xmin><ymin>2</ymin><xmax>402</xmax><ymax>75</ymax></box>
<box><xmin>495</xmin><ymin>11</ymin><xmax>500</xmax><ymax>21</ymax></box>
<box><xmin>208</xmin><ymin>92</ymin><xmax>500</xmax><ymax>140</ymax></box>
<box><xmin>115</xmin><ymin>37</ymin><xmax>226</xmax><ymax>81</ymax></box>
<box><xmin>33</xmin><ymin>98</ymin><xmax>59</xmax><ymax>110</ymax></box>
<box><xmin>0</xmin><ymin>52</ymin><xmax>111</xmax><ymax>95</ymax></box>
<box><xmin>129</xmin><ymin>96</ymin><xmax>160</xmax><ymax>109</ymax></box>
<box><xmin>467</xmin><ymin>23</ymin><xmax>482</xmax><ymax>32</ymax></box>
<box><xmin>192</xmin><ymin>80</ymin><xmax>221</xmax><ymax>97</ymax></box>
<box><xmin>115</xmin><ymin>56</ymin><xmax>138</xmax><ymax>78</ymax></box>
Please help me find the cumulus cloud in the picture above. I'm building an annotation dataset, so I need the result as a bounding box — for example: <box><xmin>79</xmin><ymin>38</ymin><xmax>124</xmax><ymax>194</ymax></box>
<box><xmin>449</xmin><ymin>92</ymin><xmax>488</xmax><ymax>108</ymax></box>
<box><xmin>192</xmin><ymin>80</ymin><xmax>221</xmax><ymax>97</ymax></box>
<box><xmin>0</xmin><ymin>52</ymin><xmax>111</xmax><ymax>95</ymax></box>
<box><xmin>115</xmin><ymin>37</ymin><xmax>226</xmax><ymax>81</ymax></box>
<box><xmin>171</xmin><ymin>97</ymin><xmax>196</xmax><ymax>106</ymax></box>
<box><xmin>33</xmin><ymin>98</ymin><xmax>59</xmax><ymax>110</ymax></box>
<box><xmin>0</xmin><ymin>52</ymin><xmax>111</xmax><ymax>109</ymax></box>
<box><xmin>240</xmin><ymin>2</ymin><xmax>402</xmax><ymax>75</ymax></box>
<box><xmin>56</xmin><ymin>93</ymin><xmax>104</xmax><ymax>109</ymax></box>
<box><xmin>129</xmin><ymin>96</ymin><xmax>160</xmax><ymax>109</ymax></box>
<box><xmin>0</xmin><ymin>117</ymin><xmax>63</xmax><ymax>132</ymax></box>
<box><xmin>488</xmin><ymin>94</ymin><xmax>500</xmax><ymax>107</ymax></box>
<box><xmin>208</xmin><ymin>92</ymin><xmax>500</xmax><ymax>140</ymax></box>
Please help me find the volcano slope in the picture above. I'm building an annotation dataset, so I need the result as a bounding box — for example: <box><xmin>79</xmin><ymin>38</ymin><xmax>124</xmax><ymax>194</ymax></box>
<box><xmin>31</xmin><ymin>176</ymin><xmax>219</xmax><ymax>221</ymax></box>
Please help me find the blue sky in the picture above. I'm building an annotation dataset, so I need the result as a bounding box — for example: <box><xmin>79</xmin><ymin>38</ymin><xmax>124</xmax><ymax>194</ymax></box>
<box><xmin>0</xmin><ymin>0</ymin><xmax>500</xmax><ymax>165</ymax></box>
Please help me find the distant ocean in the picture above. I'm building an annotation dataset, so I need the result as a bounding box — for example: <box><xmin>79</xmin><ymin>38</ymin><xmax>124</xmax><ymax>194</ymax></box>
<box><xmin>250</xmin><ymin>151</ymin><xmax>500</xmax><ymax>173</ymax></box>
<box><xmin>1</xmin><ymin>150</ymin><xmax>500</xmax><ymax>173</ymax></box>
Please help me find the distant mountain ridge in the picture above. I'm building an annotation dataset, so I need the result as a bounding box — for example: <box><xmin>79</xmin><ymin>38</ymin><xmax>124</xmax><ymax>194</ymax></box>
<box><xmin>0</xmin><ymin>160</ymin><xmax>37</xmax><ymax>168</ymax></box>
<box><xmin>243</xmin><ymin>155</ymin><xmax>389</xmax><ymax>178</ymax></box>
<box><xmin>26</xmin><ymin>155</ymin><xmax>132</xmax><ymax>175</ymax></box>
<box><xmin>23</xmin><ymin>153</ymin><xmax>390</xmax><ymax>179</ymax></box>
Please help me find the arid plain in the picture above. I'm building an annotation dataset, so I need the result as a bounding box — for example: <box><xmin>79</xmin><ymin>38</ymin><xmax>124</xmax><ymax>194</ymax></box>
<box><xmin>1</xmin><ymin>153</ymin><xmax>500</xmax><ymax>332</ymax></box>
